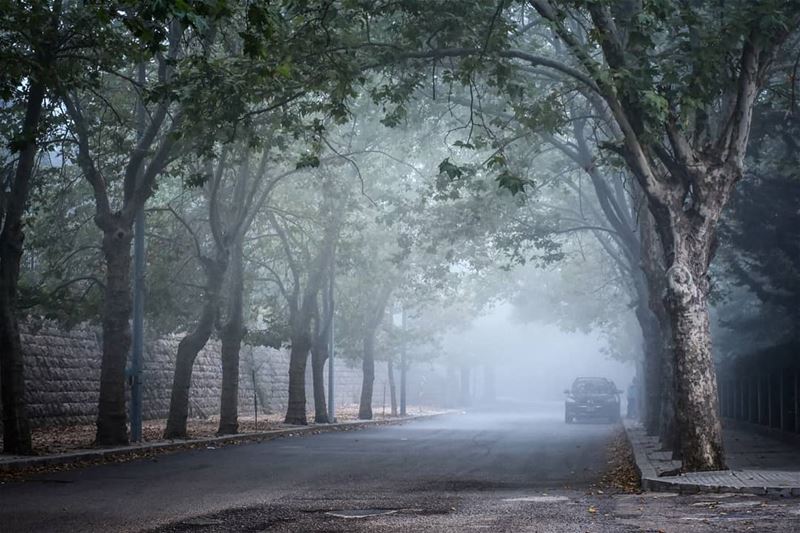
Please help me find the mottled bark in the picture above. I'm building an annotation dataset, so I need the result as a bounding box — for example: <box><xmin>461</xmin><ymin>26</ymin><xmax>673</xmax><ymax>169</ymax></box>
<box><xmin>95</xmin><ymin>220</ymin><xmax>134</xmax><ymax>445</ymax></box>
<box><xmin>0</xmin><ymin>77</ymin><xmax>47</xmax><ymax>454</ymax></box>
<box><xmin>529</xmin><ymin>0</ymin><xmax>787</xmax><ymax>470</ymax></box>
<box><xmin>666</xmin><ymin>258</ymin><xmax>726</xmax><ymax>471</ymax></box>
<box><xmin>164</xmin><ymin>258</ymin><xmax>225</xmax><ymax>439</ymax></box>
<box><xmin>218</xmin><ymin>241</ymin><xmax>244</xmax><ymax>435</ymax></box>
<box><xmin>358</xmin><ymin>333</ymin><xmax>376</xmax><ymax>420</ymax></box>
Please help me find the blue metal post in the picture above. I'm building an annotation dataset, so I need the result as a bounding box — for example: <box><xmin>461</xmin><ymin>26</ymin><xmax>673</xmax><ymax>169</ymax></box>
<box><xmin>327</xmin><ymin>260</ymin><xmax>336</xmax><ymax>423</ymax></box>
<box><xmin>130</xmin><ymin>61</ymin><xmax>146</xmax><ymax>442</ymax></box>
<box><xmin>130</xmin><ymin>208</ymin><xmax>144</xmax><ymax>442</ymax></box>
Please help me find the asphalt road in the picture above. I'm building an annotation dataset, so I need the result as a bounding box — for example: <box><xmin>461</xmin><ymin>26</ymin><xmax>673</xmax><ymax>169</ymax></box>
<box><xmin>2</xmin><ymin>403</ymin><xmax>799</xmax><ymax>532</ymax></box>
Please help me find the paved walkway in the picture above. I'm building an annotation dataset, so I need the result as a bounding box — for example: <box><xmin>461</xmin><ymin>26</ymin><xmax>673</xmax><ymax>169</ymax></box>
<box><xmin>625</xmin><ymin>420</ymin><xmax>800</xmax><ymax>495</ymax></box>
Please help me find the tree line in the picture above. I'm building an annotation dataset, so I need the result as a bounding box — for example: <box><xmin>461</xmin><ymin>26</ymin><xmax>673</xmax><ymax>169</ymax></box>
<box><xmin>1</xmin><ymin>1</ymin><xmax>798</xmax><ymax>474</ymax></box>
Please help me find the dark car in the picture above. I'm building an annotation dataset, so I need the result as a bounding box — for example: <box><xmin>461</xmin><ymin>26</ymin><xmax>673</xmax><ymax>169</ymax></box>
<box><xmin>564</xmin><ymin>377</ymin><xmax>621</xmax><ymax>423</ymax></box>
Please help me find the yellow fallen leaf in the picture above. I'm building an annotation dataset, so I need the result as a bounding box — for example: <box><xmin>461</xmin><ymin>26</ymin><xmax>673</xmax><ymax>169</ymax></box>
<box><xmin>588</xmin><ymin>506</ymin><xmax>597</xmax><ymax>514</ymax></box>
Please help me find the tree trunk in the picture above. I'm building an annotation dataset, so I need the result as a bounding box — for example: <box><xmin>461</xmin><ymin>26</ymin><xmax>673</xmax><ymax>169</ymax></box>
<box><xmin>311</xmin><ymin>343</ymin><xmax>329</xmax><ymax>423</ymax></box>
<box><xmin>660</xmin><ymin>357</ymin><xmax>679</xmax><ymax>453</ymax></box>
<box><xmin>0</xmin><ymin>297</ymin><xmax>31</xmax><ymax>455</ymax></box>
<box><xmin>388</xmin><ymin>358</ymin><xmax>398</xmax><ymax>416</ymax></box>
<box><xmin>95</xmin><ymin>220</ymin><xmax>134</xmax><ymax>445</ymax></box>
<box><xmin>359</xmin><ymin>332</ymin><xmax>376</xmax><ymax>420</ymax></box>
<box><xmin>666</xmin><ymin>258</ymin><xmax>726</xmax><ymax>471</ymax></box>
<box><xmin>0</xmin><ymin>78</ymin><xmax>46</xmax><ymax>455</ymax></box>
<box><xmin>164</xmin><ymin>259</ymin><xmax>225</xmax><ymax>439</ymax></box>
<box><xmin>310</xmin><ymin>282</ymin><xmax>332</xmax><ymax>424</ymax></box>
<box><xmin>635</xmin><ymin>301</ymin><xmax>662</xmax><ymax>431</ymax></box>
<box><xmin>637</xmin><ymin>205</ymin><xmax>677</xmax><ymax>442</ymax></box>
<box><xmin>277</xmin><ymin>209</ymin><xmax>338</xmax><ymax>427</ymax></box>
<box><xmin>218</xmin><ymin>322</ymin><xmax>243</xmax><ymax>435</ymax></box>
<box><xmin>218</xmin><ymin>242</ymin><xmax>244</xmax><ymax>435</ymax></box>
<box><xmin>284</xmin><ymin>332</ymin><xmax>311</xmax><ymax>425</ymax></box>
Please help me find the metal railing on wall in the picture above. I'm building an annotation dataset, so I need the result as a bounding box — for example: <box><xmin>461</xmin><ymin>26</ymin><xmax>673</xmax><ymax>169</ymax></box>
<box><xmin>717</xmin><ymin>342</ymin><xmax>800</xmax><ymax>438</ymax></box>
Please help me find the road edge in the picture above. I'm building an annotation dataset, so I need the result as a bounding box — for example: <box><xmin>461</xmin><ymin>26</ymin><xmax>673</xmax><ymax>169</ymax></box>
<box><xmin>622</xmin><ymin>419</ymin><xmax>666</xmax><ymax>492</ymax></box>
<box><xmin>0</xmin><ymin>412</ymin><xmax>451</xmax><ymax>476</ymax></box>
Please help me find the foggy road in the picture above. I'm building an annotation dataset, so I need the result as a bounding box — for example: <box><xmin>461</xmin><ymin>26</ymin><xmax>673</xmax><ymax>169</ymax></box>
<box><xmin>0</xmin><ymin>404</ymin><xmax>615</xmax><ymax>532</ymax></box>
<box><xmin>4</xmin><ymin>405</ymin><xmax>800</xmax><ymax>532</ymax></box>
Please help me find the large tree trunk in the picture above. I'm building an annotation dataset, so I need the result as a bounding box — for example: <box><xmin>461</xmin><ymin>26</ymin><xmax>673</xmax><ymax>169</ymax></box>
<box><xmin>666</xmin><ymin>257</ymin><xmax>726</xmax><ymax>471</ymax></box>
<box><xmin>164</xmin><ymin>259</ymin><xmax>225</xmax><ymax>439</ymax></box>
<box><xmin>388</xmin><ymin>358</ymin><xmax>398</xmax><ymax>416</ymax></box>
<box><xmin>311</xmin><ymin>343</ymin><xmax>329</xmax><ymax>423</ymax></box>
<box><xmin>284</xmin><ymin>331</ymin><xmax>311</xmax><ymax>425</ymax></box>
<box><xmin>637</xmin><ymin>205</ymin><xmax>677</xmax><ymax>442</ymax></box>
<box><xmin>218</xmin><ymin>242</ymin><xmax>244</xmax><ymax>435</ymax></box>
<box><xmin>95</xmin><ymin>220</ymin><xmax>134</xmax><ymax>445</ymax></box>
<box><xmin>0</xmin><ymin>78</ymin><xmax>46</xmax><ymax>455</ymax></box>
<box><xmin>359</xmin><ymin>332</ymin><xmax>376</xmax><ymax>420</ymax></box>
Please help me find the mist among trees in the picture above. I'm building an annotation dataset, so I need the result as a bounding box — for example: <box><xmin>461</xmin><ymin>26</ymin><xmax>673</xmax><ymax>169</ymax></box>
<box><xmin>1</xmin><ymin>0</ymin><xmax>798</xmax><ymax>475</ymax></box>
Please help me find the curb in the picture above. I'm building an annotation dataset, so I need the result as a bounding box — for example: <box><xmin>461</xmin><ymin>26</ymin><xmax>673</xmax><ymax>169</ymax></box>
<box><xmin>622</xmin><ymin>420</ymin><xmax>800</xmax><ymax>496</ymax></box>
<box><xmin>0</xmin><ymin>412</ymin><xmax>449</xmax><ymax>475</ymax></box>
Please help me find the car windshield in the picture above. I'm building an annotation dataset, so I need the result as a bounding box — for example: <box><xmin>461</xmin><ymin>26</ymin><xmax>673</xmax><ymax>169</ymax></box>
<box><xmin>572</xmin><ymin>379</ymin><xmax>614</xmax><ymax>394</ymax></box>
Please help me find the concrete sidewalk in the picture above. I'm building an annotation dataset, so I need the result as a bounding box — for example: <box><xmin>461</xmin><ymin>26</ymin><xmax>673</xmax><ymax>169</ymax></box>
<box><xmin>0</xmin><ymin>413</ymin><xmax>448</xmax><ymax>476</ymax></box>
<box><xmin>624</xmin><ymin>420</ymin><xmax>800</xmax><ymax>495</ymax></box>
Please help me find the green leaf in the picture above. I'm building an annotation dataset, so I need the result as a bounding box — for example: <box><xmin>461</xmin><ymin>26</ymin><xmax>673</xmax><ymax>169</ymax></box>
<box><xmin>295</xmin><ymin>153</ymin><xmax>320</xmax><ymax>170</ymax></box>
<box><xmin>438</xmin><ymin>158</ymin><xmax>464</xmax><ymax>179</ymax></box>
<box><xmin>495</xmin><ymin>170</ymin><xmax>531</xmax><ymax>196</ymax></box>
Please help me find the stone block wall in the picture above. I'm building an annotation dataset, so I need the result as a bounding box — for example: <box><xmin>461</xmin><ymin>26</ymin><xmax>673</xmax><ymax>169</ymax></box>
<box><xmin>1</xmin><ymin>322</ymin><xmax>391</xmax><ymax>428</ymax></box>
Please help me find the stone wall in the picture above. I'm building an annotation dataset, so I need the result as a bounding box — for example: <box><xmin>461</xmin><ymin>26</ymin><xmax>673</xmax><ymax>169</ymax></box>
<box><xmin>3</xmin><ymin>322</ymin><xmax>390</xmax><ymax>428</ymax></box>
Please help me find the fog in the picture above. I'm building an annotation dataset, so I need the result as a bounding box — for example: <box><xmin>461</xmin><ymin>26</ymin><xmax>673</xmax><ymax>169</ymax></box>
<box><xmin>442</xmin><ymin>302</ymin><xmax>634</xmax><ymax>403</ymax></box>
<box><xmin>2</xmin><ymin>3</ymin><xmax>795</xmax><ymax>479</ymax></box>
